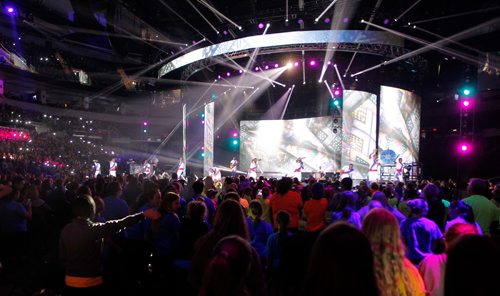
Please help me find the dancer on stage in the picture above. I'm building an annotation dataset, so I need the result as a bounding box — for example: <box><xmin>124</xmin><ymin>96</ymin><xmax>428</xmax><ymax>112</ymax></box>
<box><xmin>248</xmin><ymin>158</ymin><xmax>260</xmax><ymax>179</ymax></box>
<box><xmin>368</xmin><ymin>149</ymin><xmax>380</xmax><ymax>182</ymax></box>
<box><xmin>109</xmin><ymin>158</ymin><xmax>117</xmax><ymax>177</ymax></box>
<box><xmin>229</xmin><ymin>157</ymin><xmax>238</xmax><ymax>177</ymax></box>
<box><xmin>395</xmin><ymin>157</ymin><xmax>404</xmax><ymax>182</ymax></box>
<box><xmin>293</xmin><ymin>157</ymin><xmax>305</xmax><ymax>180</ymax></box>
<box><xmin>177</xmin><ymin>156</ymin><xmax>185</xmax><ymax>180</ymax></box>
<box><xmin>93</xmin><ymin>160</ymin><xmax>101</xmax><ymax>178</ymax></box>
<box><xmin>210</xmin><ymin>166</ymin><xmax>222</xmax><ymax>182</ymax></box>
<box><xmin>143</xmin><ymin>160</ymin><xmax>152</xmax><ymax>176</ymax></box>
<box><xmin>340</xmin><ymin>163</ymin><xmax>354</xmax><ymax>180</ymax></box>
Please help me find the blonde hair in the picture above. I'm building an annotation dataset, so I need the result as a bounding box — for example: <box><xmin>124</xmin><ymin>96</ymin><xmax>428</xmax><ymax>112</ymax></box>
<box><xmin>362</xmin><ymin>208</ymin><xmax>415</xmax><ymax>296</ymax></box>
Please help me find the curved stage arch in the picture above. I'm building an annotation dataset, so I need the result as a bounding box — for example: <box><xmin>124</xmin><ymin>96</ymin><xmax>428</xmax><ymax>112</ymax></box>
<box><xmin>158</xmin><ymin>30</ymin><xmax>405</xmax><ymax>78</ymax></box>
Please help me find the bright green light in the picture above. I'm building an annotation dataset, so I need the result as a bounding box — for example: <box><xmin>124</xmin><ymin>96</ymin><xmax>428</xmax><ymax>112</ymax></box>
<box><xmin>463</xmin><ymin>89</ymin><xmax>470</xmax><ymax>96</ymax></box>
<box><xmin>232</xmin><ymin>140</ymin><xmax>238</xmax><ymax>145</ymax></box>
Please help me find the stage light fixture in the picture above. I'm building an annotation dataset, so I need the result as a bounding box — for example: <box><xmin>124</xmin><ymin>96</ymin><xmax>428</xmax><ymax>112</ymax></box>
<box><xmin>309</xmin><ymin>60</ymin><xmax>317</xmax><ymax>67</ymax></box>
<box><xmin>143</xmin><ymin>121</ymin><xmax>148</xmax><ymax>126</ymax></box>
<box><xmin>258</xmin><ymin>23</ymin><xmax>264</xmax><ymax>29</ymax></box>
<box><xmin>6</xmin><ymin>6</ymin><xmax>15</xmax><ymax>15</ymax></box>
<box><xmin>463</xmin><ymin>89</ymin><xmax>470</xmax><ymax>96</ymax></box>
<box><xmin>226</xmin><ymin>72</ymin><xmax>231</xmax><ymax>77</ymax></box>
<box><xmin>458</xmin><ymin>143</ymin><xmax>471</xmax><ymax>154</ymax></box>
<box><xmin>254</xmin><ymin>66</ymin><xmax>259</xmax><ymax>71</ymax></box>
<box><xmin>264</xmin><ymin>65</ymin><xmax>269</xmax><ymax>70</ymax></box>
<box><xmin>232</xmin><ymin>140</ymin><xmax>238</xmax><ymax>145</ymax></box>
<box><xmin>274</xmin><ymin>63</ymin><xmax>279</xmax><ymax>68</ymax></box>
<box><xmin>286</xmin><ymin>62</ymin><xmax>293</xmax><ymax>69</ymax></box>
<box><xmin>294</xmin><ymin>61</ymin><xmax>300</xmax><ymax>67</ymax></box>
<box><xmin>462</xmin><ymin>100</ymin><xmax>471</xmax><ymax>107</ymax></box>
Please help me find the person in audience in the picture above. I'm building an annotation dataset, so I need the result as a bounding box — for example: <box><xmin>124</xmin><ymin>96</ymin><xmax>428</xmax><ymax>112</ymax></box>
<box><xmin>266</xmin><ymin>210</ymin><xmax>291</xmax><ymax>272</ymax></box>
<box><xmin>400</xmin><ymin>199</ymin><xmax>442</xmax><ymax>265</ymax></box>
<box><xmin>422</xmin><ymin>183</ymin><xmax>446</xmax><ymax>231</ymax></box>
<box><xmin>200</xmin><ymin>235</ymin><xmax>266</xmax><ymax>296</ymax></box>
<box><xmin>151</xmin><ymin>192</ymin><xmax>181</xmax><ymax>274</ymax></box>
<box><xmin>269</xmin><ymin>177</ymin><xmax>303</xmax><ymax>230</ymax></box>
<box><xmin>257</xmin><ymin>187</ymin><xmax>272</xmax><ymax>223</ymax></box>
<box><xmin>190</xmin><ymin>199</ymin><xmax>250</xmax><ymax>291</ymax></box>
<box><xmin>247</xmin><ymin>200</ymin><xmax>273</xmax><ymax>259</ymax></box>
<box><xmin>418</xmin><ymin>223</ymin><xmax>478</xmax><ymax>296</ymax></box>
<box><xmin>187</xmin><ymin>180</ymin><xmax>216</xmax><ymax>223</ymax></box>
<box><xmin>462</xmin><ymin>178</ymin><xmax>498</xmax><ymax>235</ymax></box>
<box><xmin>358</xmin><ymin>191</ymin><xmax>406</xmax><ymax>223</ymax></box>
<box><xmin>303</xmin><ymin>182</ymin><xmax>328</xmax><ymax>232</ymax></box>
<box><xmin>445</xmin><ymin>200</ymin><xmax>482</xmax><ymax>234</ymax></box>
<box><xmin>330</xmin><ymin>190</ymin><xmax>362</xmax><ymax>228</ymax></box>
<box><xmin>178</xmin><ymin>200</ymin><xmax>209</xmax><ymax>260</ymax></box>
<box><xmin>59</xmin><ymin>195</ymin><xmax>159</xmax><ymax>295</ymax></box>
<box><xmin>362</xmin><ymin>208</ymin><xmax>426</xmax><ymax>296</ymax></box>
<box><xmin>102</xmin><ymin>182</ymin><xmax>128</xmax><ymax>221</ymax></box>
<box><xmin>302</xmin><ymin>222</ymin><xmax>379</xmax><ymax>296</ymax></box>
<box><xmin>444</xmin><ymin>234</ymin><xmax>500</xmax><ymax>296</ymax></box>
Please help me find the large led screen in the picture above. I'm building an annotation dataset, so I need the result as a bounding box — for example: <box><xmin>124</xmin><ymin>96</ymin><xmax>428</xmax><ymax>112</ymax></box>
<box><xmin>240</xmin><ymin>117</ymin><xmax>341</xmax><ymax>174</ymax></box>
<box><xmin>341</xmin><ymin>90</ymin><xmax>377</xmax><ymax>179</ymax></box>
<box><xmin>379</xmin><ymin>86</ymin><xmax>421</xmax><ymax>164</ymax></box>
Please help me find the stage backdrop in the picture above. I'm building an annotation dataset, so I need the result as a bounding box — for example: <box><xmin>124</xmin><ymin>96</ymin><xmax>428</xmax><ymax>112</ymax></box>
<box><xmin>341</xmin><ymin>90</ymin><xmax>378</xmax><ymax>180</ymax></box>
<box><xmin>379</xmin><ymin>86</ymin><xmax>421</xmax><ymax>164</ymax></box>
<box><xmin>240</xmin><ymin>116</ymin><xmax>341</xmax><ymax>175</ymax></box>
<box><xmin>203</xmin><ymin>102</ymin><xmax>215</xmax><ymax>176</ymax></box>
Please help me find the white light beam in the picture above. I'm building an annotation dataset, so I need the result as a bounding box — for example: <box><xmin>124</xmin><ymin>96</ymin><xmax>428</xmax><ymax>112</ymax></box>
<box><xmin>315</xmin><ymin>0</ymin><xmax>339</xmax><ymax>23</ymax></box>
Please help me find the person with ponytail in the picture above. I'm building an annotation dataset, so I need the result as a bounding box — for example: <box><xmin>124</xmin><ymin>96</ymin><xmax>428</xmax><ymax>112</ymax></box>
<box><xmin>362</xmin><ymin>208</ymin><xmax>426</xmax><ymax>296</ymax></box>
<box><xmin>246</xmin><ymin>200</ymin><xmax>273</xmax><ymax>259</ymax></box>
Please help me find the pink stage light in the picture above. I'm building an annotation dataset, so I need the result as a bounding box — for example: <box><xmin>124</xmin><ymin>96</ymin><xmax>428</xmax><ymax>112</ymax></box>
<box><xmin>258</xmin><ymin>23</ymin><xmax>264</xmax><ymax>29</ymax></box>
<box><xmin>334</xmin><ymin>90</ymin><xmax>341</xmax><ymax>96</ymax></box>
<box><xmin>255</xmin><ymin>66</ymin><xmax>259</xmax><ymax>71</ymax></box>
<box><xmin>143</xmin><ymin>121</ymin><xmax>148</xmax><ymax>126</ymax></box>
<box><xmin>274</xmin><ymin>63</ymin><xmax>279</xmax><ymax>68</ymax></box>
<box><xmin>462</xmin><ymin>100</ymin><xmax>471</xmax><ymax>107</ymax></box>
<box><xmin>294</xmin><ymin>61</ymin><xmax>299</xmax><ymax>67</ymax></box>
<box><xmin>264</xmin><ymin>65</ymin><xmax>269</xmax><ymax>70</ymax></box>
<box><xmin>226</xmin><ymin>72</ymin><xmax>231</xmax><ymax>77</ymax></box>
<box><xmin>232</xmin><ymin>132</ymin><xmax>238</xmax><ymax>137</ymax></box>
<box><xmin>458</xmin><ymin>142</ymin><xmax>471</xmax><ymax>154</ymax></box>
<box><xmin>309</xmin><ymin>60</ymin><xmax>317</xmax><ymax>67</ymax></box>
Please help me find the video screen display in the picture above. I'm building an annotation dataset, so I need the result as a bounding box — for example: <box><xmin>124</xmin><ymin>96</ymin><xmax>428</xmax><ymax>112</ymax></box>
<box><xmin>240</xmin><ymin>116</ymin><xmax>341</xmax><ymax>174</ymax></box>
<box><xmin>341</xmin><ymin>90</ymin><xmax>377</xmax><ymax>179</ymax></box>
<box><xmin>379</xmin><ymin>86</ymin><xmax>421</xmax><ymax>164</ymax></box>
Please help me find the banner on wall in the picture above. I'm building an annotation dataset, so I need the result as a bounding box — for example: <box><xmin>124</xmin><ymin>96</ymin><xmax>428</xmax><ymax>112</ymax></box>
<box><xmin>204</xmin><ymin>102</ymin><xmax>215</xmax><ymax>176</ymax></box>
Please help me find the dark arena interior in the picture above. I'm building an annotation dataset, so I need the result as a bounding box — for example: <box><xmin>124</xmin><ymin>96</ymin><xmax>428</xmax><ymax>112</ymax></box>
<box><xmin>0</xmin><ymin>0</ymin><xmax>499</xmax><ymax>295</ymax></box>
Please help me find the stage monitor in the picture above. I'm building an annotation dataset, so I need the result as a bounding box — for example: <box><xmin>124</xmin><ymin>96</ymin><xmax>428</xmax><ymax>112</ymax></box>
<box><xmin>379</xmin><ymin>86</ymin><xmax>421</xmax><ymax>164</ymax></box>
<box><xmin>240</xmin><ymin>116</ymin><xmax>341</xmax><ymax>175</ymax></box>
<box><xmin>341</xmin><ymin>90</ymin><xmax>378</xmax><ymax>179</ymax></box>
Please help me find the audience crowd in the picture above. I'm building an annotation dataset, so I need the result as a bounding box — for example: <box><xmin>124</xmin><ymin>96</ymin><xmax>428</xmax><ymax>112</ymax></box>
<box><xmin>0</xmin><ymin>158</ymin><xmax>499</xmax><ymax>296</ymax></box>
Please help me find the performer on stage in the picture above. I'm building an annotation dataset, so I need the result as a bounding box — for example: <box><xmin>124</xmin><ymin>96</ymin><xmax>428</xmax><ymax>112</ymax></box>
<box><xmin>340</xmin><ymin>163</ymin><xmax>354</xmax><ymax>180</ymax></box>
<box><xmin>210</xmin><ymin>166</ymin><xmax>222</xmax><ymax>182</ymax></box>
<box><xmin>248</xmin><ymin>158</ymin><xmax>259</xmax><ymax>179</ymax></box>
<box><xmin>229</xmin><ymin>157</ymin><xmax>238</xmax><ymax>177</ymax></box>
<box><xmin>177</xmin><ymin>156</ymin><xmax>185</xmax><ymax>180</ymax></box>
<box><xmin>143</xmin><ymin>160</ymin><xmax>152</xmax><ymax>176</ymax></box>
<box><xmin>93</xmin><ymin>160</ymin><xmax>101</xmax><ymax>178</ymax></box>
<box><xmin>293</xmin><ymin>157</ymin><xmax>305</xmax><ymax>181</ymax></box>
<box><xmin>395</xmin><ymin>158</ymin><xmax>404</xmax><ymax>182</ymax></box>
<box><xmin>368</xmin><ymin>149</ymin><xmax>380</xmax><ymax>182</ymax></box>
<box><xmin>109</xmin><ymin>158</ymin><xmax>117</xmax><ymax>177</ymax></box>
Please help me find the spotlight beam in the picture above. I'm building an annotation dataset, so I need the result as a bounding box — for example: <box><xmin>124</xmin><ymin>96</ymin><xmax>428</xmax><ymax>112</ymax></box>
<box><xmin>90</xmin><ymin>38</ymin><xmax>206</xmax><ymax>99</ymax></box>
<box><xmin>343</xmin><ymin>0</ymin><xmax>384</xmax><ymax>76</ymax></box>
<box><xmin>187</xmin><ymin>0</ymin><xmax>219</xmax><ymax>34</ymax></box>
<box><xmin>213</xmin><ymin>56</ymin><xmax>286</xmax><ymax>87</ymax></box>
<box><xmin>333</xmin><ymin>64</ymin><xmax>345</xmax><ymax>90</ymax></box>
<box><xmin>281</xmin><ymin>85</ymin><xmax>295</xmax><ymax>120</ymax></box>
<box><xmin>215</xmin><ymin>87</ymin><xmax>260</xmax><ymax>130</ymax></box>
<box><xmin>352</xmin><ymin>19</ymin><xmax>500</xmax><ymax>77</ymax></box>
<box><xmin>197</xmin><ymin>0</ymin><xmax>243</xmax><ymax>30</ymax></box>
<box><xmin>285</xmin><ymin>0</ymin><xmax>289</xmax><ymax>22</ymax></box>
<box><xmin>314</xmin><ymin>0</ymin><xmax>339</xmax><ymax>23</ymax></box>
<box><xmin>302</xmin><ymin>50</ymin><xmax>306</xmax><ymax>84</ymax></box>
<box><xmin>159</xmin><ymin>0</ymin><xmax>211</xmax><ymax>41</ymax></box>
<box><xmin>395</xmin><ymin>0</ymin><xmax>423</xmax><ymax>22</ymax></box>
<box><xmin>324</xmin><ymin>80</ymin><xmax>334</xmax><ymax>98</ymax></box>
<box><xmin>410</xmin><ymin>6</ymin><xmax>500</xmax><ymax>25</ymax></box>
<box><xmin>413</xmin><ymin>26</ymin><xmax>487</xmax><ymax>56</ymax></box>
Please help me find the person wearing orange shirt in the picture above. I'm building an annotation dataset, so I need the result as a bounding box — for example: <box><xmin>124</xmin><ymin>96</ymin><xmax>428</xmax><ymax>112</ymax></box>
<box><xmin>303</xmin><ymin>182</ymin><xmax>328</xmax><ymax>232</ymax></box>
<box><xmin>269</xmin><ymin>177</ymin><xmax>302</xmax><ymax>230</ymax></box>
